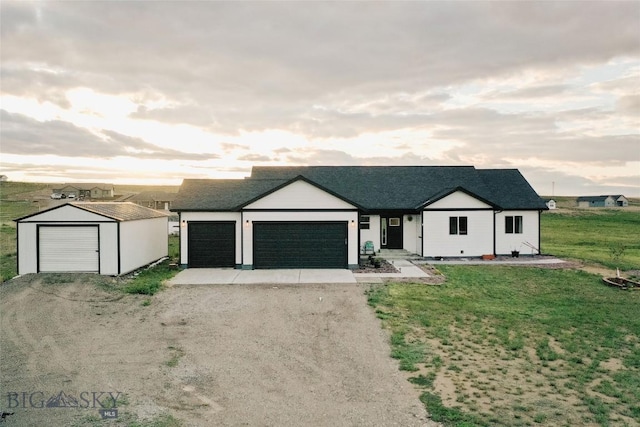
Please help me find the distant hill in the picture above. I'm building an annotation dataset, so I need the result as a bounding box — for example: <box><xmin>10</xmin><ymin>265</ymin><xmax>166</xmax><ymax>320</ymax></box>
<box><xmin>0</xmin><ymin>181</ymin><xmax>179</xmax><ymax>200</ymax></box>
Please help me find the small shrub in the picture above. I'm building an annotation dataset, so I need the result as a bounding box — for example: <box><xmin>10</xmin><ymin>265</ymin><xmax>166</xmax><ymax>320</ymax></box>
<box><xmin>123</xmin><ymin>262</ymin><xmax>177</xmax><ymax>295</ymax></box>
<box><xmin>609</xmin><ymin>243</ymin><xmax>626</xmax><ymax>264</ymax></box>
<box><xmin>165</xmin><ymin>346</ymin><xmax>185</xmax><ymax>368</ymax></box>
<box><xmin>536</xmin><ymin>338</ymin><xmax>560</xmax><ymax>362</ymax></box>
<box><xmin>533</xmin><ymin>413</ymin><xmax>547</xmax><ymax>423</ymax></box>
<box><xmin>408</xmin><ymin>373</ymin><xmax>435</xmax><ymax>388</ymax></box>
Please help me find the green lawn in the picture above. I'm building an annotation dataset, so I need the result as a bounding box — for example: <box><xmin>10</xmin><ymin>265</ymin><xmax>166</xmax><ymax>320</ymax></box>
<box><xmin>369</xmin><ymin>267</ymin><xmax>640</xmax><ymax>426</ymax></box>
<box><xmin>0</xmin><ymin>183</ymin><xmax>45</xmax><ymax>281</ymax></box>
<box><xmin>372</xmin><ymin>208</ymin><xmax>640</xmax><ymax>426</ymax></box>
<box><xmin>542</xmin><ymin>209</ymin><xmax>640</xmax><ymax>271</ymax></box>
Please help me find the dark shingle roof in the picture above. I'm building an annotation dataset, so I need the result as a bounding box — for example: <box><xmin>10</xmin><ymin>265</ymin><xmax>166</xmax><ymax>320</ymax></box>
<box><xmin>15</xmin><ymin>202</ymin><xmax>169</xmax><ymax>222</ymax></box>
<box><xmin>70</xmin><ymin>202</ymin><xmax>169</xmax><ymax>221</ymax></box>
<box><xmin>129</xmin><ymin>191</ymin><xmax>177</xmax><ymax>202</ymax></box>
<box><xmin>172</xmin><ymin>166</ymin><xmax>547</xmax><ymax>212</ymax></box>
<box><xmin>250</xmin><ymin>166</ymin><xmax>489</xmax><ymax>210</ymax></box>
<box><xmin>171</xmin><ymin>179</ymin><xmax>289</xmax><ymax>211</ymax></box>
<box><xmin>476</xmin><ymin>169</ymin><xmax>548</xmax><ymax>210</ymax></box>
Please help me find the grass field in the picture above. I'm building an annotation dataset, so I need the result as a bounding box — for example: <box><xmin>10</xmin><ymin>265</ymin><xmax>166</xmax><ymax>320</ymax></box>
<box><xmin>370</xmin><ymin>267</ymin><xmax>640</xmax><ymax>426</ymax></box>
<box><xmin>371</xmin><ymin>202</ymin><xmax>640</xmax><ymax>425</ymax></box>
<box><xmin>542</xmin><ymin>209</ymin><xmax>640</xmax><ymax>271</ymax></box>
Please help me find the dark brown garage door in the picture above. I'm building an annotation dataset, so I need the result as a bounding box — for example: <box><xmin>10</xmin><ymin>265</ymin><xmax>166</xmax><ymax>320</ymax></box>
<box><xmin>253</xmin><ymin>222</ymin><xmax>347</xmax><ymax>269</ymax></box>
<box><xmin>188</xmin><ymin>222</ymin><xmax>235</xmax><ymax>268</ymax></box>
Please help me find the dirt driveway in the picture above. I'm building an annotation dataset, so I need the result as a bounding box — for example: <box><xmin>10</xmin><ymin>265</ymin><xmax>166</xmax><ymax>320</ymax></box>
<box><xmin>0</xmin><ymin>275</ymin><xmax>432</xmax><ymax>426</ymax></box>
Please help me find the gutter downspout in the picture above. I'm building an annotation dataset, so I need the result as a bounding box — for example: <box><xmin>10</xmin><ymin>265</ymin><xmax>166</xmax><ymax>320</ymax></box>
<box><xmin>538</xmin><ymin>210</ymin><xmax>542</xmax><ymax>255</ymax></box>
<box><xmin>178</xmin><ymin>212</ymin><xmax>182</xmax><ymax>266</ymax></box>
<box><xmin>493</xmin><ymin>210</ymin><xmax>501</xmax><ymax>256</ymax></box>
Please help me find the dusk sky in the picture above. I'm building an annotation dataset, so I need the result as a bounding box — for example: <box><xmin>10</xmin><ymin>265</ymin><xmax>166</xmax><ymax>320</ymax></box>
<box><xmin>1</xmin><ymin>1</ymin><xmax>639</xmax><ymax>196</ymax></box>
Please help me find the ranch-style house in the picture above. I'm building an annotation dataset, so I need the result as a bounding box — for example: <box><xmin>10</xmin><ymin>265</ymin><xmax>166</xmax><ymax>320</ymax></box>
<box><xmin>171</xmin><ymin>166</ymin><xmax>548</xmax><ymax>270</ymax></box>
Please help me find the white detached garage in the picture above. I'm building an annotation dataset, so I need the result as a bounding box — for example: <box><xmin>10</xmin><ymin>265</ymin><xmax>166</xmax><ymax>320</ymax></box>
<box><xmin>15</xmin><ymin>202</ymin><xmax>169</xmax><ymax>275</ymax></box>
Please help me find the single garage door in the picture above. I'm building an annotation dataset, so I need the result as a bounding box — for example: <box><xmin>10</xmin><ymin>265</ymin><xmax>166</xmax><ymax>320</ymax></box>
<box><xmin>39</xmin><ymin>226</ymin><xmax>99</xmax><ymax>272</ymax></box>
<box><xmin>188</xmin><ymin>222</ymin><xmax>236</xmax><ymax>268</ymax></box>
<box><xmin>253</xmin><ymin>222</ymin><xmax>347</xmax><ymax>269</ymax></box>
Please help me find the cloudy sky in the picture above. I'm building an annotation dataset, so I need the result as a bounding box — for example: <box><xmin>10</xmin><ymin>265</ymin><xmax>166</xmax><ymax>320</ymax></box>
<box><xmin>1</xmin><ymin>1</ymin><xmax>639</xmax><ymax>196</ymax></box>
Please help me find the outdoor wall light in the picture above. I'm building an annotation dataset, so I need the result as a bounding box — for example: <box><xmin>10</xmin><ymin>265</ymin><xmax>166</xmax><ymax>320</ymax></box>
<box><xmin>350</xmin><ymin>219</ymin><xmax>356</xmax><ymax>227</ymax></box>
<box><xmin>181</xmin><ymin>220</ymin><xmax>186</xmax><ymax>228</ymax></box>
<box><xmin>245</xmin><ymin>220</ymin><xmax>250</xmax><ymax>227</ymax></box>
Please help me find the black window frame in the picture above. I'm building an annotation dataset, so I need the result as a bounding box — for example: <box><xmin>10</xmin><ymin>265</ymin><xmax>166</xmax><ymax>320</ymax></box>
<box><xmin>359</xmin><ymin>215</ymin><xmax>370</xmax><ymax>230</ymax></box>
<box><xmin>505</xmin><ymin>215</ymin><xmax>523</xmax><ymax>234</ymax></box>
<box><xmin>449</xmin><ymin>216</ymin><xmax>468</xmax><ymax>235</ymax></box>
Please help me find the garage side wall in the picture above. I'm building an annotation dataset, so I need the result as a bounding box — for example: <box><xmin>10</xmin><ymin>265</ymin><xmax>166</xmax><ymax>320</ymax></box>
<box><xmin>179</xmin><ymin>212</ymin><xmax>242</xmax><ymax>266</ymax></box>
<box><xmin>99</xmin><ymin>223</ymin><xmax>118</xmax><ymax>275</ymax></box>
<box><xmin>17</xmin><ymin>223</ymin><xmax>37</xmax><ymax>274</ymax></box>
<box><xmin>119</xmin><ymin>218</ymin><xmax>168</xmax><ymax>275</ymax></box>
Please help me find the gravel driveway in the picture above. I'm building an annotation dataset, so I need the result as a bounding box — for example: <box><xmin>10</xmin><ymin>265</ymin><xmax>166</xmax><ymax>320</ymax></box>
<box><xmin>1</xmin><ymin>277</ymin><xmax>432</xmax><ymax>426</ymax></box>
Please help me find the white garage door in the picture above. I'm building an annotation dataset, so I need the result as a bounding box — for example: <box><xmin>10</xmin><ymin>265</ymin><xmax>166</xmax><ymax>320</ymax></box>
<box><xmin>39</xmin><ymin>226</ymin><xmax>100</xmax><ymax>272</ymax></box>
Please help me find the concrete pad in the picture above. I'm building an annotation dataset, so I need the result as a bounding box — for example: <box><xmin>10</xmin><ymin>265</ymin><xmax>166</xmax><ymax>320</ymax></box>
<box><xmin>299</xmin><ymin>269</ymin><xmax>357</xmax><ymax>284</ymax></box>
<box><xmin>169</xmin><ymin>268</ymin><xmax>357</xmax><ymax>285</ymax></box>
<box><xmin>422</xmin><ymin>257</ymin><xmax>567</xmax><ymax>266</ymax></box>
<box><xmin>169</xmin><ymin>268</ymin><xmax>241</xmax><ymax>285</ymax></box>
<box><xmin>235</xmin><ymin>269</ymin><xmax>301</xmax><ymax>284</ymax></box>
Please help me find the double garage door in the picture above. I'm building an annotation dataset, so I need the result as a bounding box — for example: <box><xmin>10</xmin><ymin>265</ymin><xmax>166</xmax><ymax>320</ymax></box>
<box><xmin>38</xmin><ymin>226</ymin><xmax>100</xmax><ymax>272</ymax></box>
<box><xmin>187</xmin><ymin>221</ymin><xmax>347</xmax><ymax>269</ymax></box>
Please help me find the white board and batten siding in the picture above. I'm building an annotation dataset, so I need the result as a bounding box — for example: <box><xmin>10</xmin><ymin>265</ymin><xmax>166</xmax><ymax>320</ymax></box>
<box><xmin>402</xmin><ymin>214</ymin><xmax>422</xmax><ymax>254</ymax></box>
<box><xmin>494</xmin><ymin>211</ymin><xmax>540</xmax><ymax>255</ymax></box>
<box><xmin>243</xmin><ymin>180</ymin><xmax>356</xmax><ymax>210</ymax></box>
<box><xmin>119</xmin><ymin>217</ymin><xmax>168</xmax><ymax>275</ymax></box>
<box><xmin>423</xmin><ymin>190</ymin><xmax>494</xmax><ymax>257</ymax></box>
<box><xmin>243</xmin><ymin>180</ymin><xmax>359</xmax><ymax>268</ymax></box>
<box><xmin>360</xmin><ymin>215</ymin><xmax>381</xmax><ymax>252</ymax></box>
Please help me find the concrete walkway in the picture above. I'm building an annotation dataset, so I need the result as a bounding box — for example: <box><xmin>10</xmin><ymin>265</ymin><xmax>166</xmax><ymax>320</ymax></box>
<box><xmin>168</xmin><ymin>257</ymin><xmax>564</xmax><ymax>286</ymax></box>
<box><xmin>416</xmin><ymin>257</ymin><xmax>567</xmax><ymax>266</ymax></box>
<box><xmin>169</xmin><ymin>268</ymin><xmax>357</xmax><ymax>285</ymax></box>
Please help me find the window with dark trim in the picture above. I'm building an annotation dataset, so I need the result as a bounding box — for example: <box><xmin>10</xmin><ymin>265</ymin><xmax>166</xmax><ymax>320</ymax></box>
<box><xmin>359</xmin><ymin>215</ymin><xmax>370</xmax><ymax>230</ymax></box>
<box><xmin>449</xmin><ymin>216</ymin><xmax>468</xmax><ymax>235</ymax></box>
<box><xmin>505</xmin><ymin>215</ymin><xmax>523</xmax><ymax>234</ymax></box>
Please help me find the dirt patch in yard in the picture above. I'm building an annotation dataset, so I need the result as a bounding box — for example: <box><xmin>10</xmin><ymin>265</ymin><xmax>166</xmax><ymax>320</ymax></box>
<box><xmin>1</xmin><ymin>274</ymin><xmax>435</xmax><ymax>426</ymax></box>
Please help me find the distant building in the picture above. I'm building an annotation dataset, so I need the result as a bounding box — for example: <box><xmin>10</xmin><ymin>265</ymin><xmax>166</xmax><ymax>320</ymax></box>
<box><xmin>129</xmin><ymin>191</ymin><xmax>176</xmax><ymax>211</ymax></box>
<box><xmin>577</xmin><ymin>195</ymin><xmax>628</xmax><ymax>208</ymax></box>
<box><xmin>0</xmin><ymin>175</ymin><xmax>8</xmax><ymax>182</ymax></box>
<box><xmin>545</xmin><ymin>199</ymin><xmax>557</xmax><ymax>210</ymax></box>
<box><xmin>52</xmin><ymin>183</ymin><xmax>115</xmax><ymax>199</ymax></box>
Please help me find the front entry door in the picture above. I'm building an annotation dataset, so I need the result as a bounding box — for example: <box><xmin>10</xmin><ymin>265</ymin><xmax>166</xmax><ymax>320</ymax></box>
<box><xmin>381</xmin><ymin>216</ymin><xmax>403</xmax><ymax>249</ymax></box>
